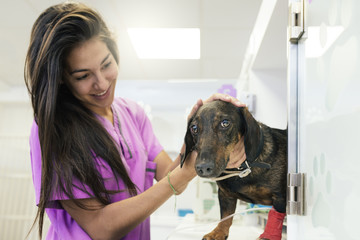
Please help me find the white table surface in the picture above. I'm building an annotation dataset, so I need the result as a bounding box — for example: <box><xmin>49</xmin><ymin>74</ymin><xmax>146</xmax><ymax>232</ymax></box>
<box><xmin>167</xmin><ymin>214</ymin><xmax>264</xmax><ymax>240</ymax></box>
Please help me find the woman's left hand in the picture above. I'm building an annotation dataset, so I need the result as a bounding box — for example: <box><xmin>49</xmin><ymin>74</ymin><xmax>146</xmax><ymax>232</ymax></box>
<box><xmin>188</xmin><ymin>93</ymin><xmax>246</xmax><ymax>120</ymax></box>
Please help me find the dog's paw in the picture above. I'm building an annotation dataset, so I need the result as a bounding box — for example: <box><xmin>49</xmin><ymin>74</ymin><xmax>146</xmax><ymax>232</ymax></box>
<box><xmin>202</xmin><ymin>229</ymin><xmax>228</xmax><ymax>240</ymax></box>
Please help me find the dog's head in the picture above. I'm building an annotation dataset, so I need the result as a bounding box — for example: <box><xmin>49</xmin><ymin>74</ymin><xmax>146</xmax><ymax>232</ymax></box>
<box><xmin>181</xmin><ymin>100</ymin><xmax>262</xmax><ymax>178</ymax></box>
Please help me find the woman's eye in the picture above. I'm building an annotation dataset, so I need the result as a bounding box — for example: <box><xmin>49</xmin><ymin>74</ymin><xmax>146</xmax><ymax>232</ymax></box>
<box><xmin>190</xmin><ymin>124</ymin><xmax>199</xmax><ymax>134</ymax></box>
<box><xmin>76</xmin><ymin>74</ymin><xmax>89</xmax><ymax>80</ymax></box>
<box><xmin>220</xmin><ymin>119</ymin><xmax>230</xmax><ymax>128</ymax></box>
<box><xmin>102</xmin><ymin>61</ymin><xmax>112</xmax><ymax>70</ymax></box>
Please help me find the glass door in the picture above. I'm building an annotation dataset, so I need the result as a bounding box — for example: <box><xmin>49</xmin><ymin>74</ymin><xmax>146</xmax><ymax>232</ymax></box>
<box><xmin>287</xmin><ymin>0</ymin><xmax>360</xmax><ymax>239</ymax></box>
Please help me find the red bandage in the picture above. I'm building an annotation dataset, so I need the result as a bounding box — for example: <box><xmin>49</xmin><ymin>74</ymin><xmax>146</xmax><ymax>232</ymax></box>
<box><xmin>259</xmin><ymin>207</ymin><xmax>286</xmax><ymax>240</ymax></box>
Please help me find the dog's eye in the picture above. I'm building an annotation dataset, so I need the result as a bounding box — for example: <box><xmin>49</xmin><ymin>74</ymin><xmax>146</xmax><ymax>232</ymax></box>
<box><xmin>190</xmin><ymin>124</ymin><xmax>199</xmax><ymax>134</ymax></box>
<box><xmin>220</xmin><ymin>119</ymin><xmax>230</xmax><ymax>128</ymax></box>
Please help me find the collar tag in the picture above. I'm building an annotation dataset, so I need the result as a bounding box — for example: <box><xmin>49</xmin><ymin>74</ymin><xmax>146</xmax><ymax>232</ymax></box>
<box><xmin>239</xmin><ymin>168</ymin><xmax>251</xmax><ymax>178</ymax></box>
<box><xmin>238</xmin><ymin>161</ymin><xmax>251</xmax><ymax>178</ymax></box>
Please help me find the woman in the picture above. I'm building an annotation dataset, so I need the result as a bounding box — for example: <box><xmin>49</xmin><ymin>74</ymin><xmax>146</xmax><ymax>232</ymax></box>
<box><xmin>24</xmin><ymin>2</ymin><xmax>244</xmax><ymax>239</ymax></box>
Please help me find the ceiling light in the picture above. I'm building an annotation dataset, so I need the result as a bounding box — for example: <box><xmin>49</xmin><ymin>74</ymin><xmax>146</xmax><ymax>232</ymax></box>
<box><xmin>127</xmin><ymin>28</ymin><xmax>200</xmax><ymax>59</ymax></box>
<box><xmin>167</xmin><ymin>79</ymin><xmax>218</xmax><ymax>83</ymax></box>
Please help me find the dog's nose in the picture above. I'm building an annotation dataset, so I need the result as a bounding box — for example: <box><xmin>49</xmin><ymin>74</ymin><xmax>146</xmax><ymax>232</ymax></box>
<box><xmin>196</xmin><ymin>161</ymin><xmax>215</xmax><ymax>177</ymax></box>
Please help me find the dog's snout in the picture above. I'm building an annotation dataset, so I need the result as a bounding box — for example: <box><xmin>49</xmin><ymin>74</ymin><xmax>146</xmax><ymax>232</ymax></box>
<box><xmin>196</xmin><ymin>161</ymin><xmax>215</xmax><ymax>177</ymax></box>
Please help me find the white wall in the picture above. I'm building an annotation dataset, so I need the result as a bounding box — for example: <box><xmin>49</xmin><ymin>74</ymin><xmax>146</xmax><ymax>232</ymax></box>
<box><xmin>246</xmin><ymin>69</ymin><xmax>287</xmax><ymax>129</ymax></box>
<box><xmin>0</xmin><ymin>99</ymin><xmax>45</xmax><ymax>240</ymax></box>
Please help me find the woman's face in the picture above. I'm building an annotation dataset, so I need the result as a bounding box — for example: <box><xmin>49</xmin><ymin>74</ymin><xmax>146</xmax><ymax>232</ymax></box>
<box><xmin>65</xmin><ymin>37</ymin><xmax>118</xmax><ymax>116</ymax></box>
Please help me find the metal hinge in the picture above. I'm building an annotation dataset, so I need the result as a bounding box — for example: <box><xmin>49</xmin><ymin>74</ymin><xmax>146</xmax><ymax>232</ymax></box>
<box><xmin>289</xmin><ymin>0</ymin><xmax>305</xmax><ymax>43</ymax></box>
<box><xmin>287</xmin><ymin>173</ymin><xmax>305</xmax><ymax>215</ymax></box>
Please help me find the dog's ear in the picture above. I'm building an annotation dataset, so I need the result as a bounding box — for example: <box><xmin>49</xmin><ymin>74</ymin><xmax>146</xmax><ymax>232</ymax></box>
<box><xmin>180</xmin><ymin>116</ymin><xmax>195</xmax><ymax>168</ymax></box>
<box><xmin>238</xmin><ymin>107</ymin><xmax>262</xmax><ymax>160</ymax></box>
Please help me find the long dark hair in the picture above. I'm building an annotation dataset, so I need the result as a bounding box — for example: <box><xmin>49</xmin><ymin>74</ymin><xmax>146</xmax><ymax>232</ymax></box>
<box><xmin>24</xmin><ymin>2</ymin><xmax>137</xmax><ymax>238</ymax></box>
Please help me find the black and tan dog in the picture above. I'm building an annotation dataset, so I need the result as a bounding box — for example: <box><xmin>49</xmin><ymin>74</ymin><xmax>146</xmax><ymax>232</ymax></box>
<box><xmin>181</xmin><ymin>100</ymin><xmax>287</xmax><ymax>240</ymax></box>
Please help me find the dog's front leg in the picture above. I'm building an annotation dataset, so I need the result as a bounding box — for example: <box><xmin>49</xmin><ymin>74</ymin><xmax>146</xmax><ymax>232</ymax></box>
<box><xmin>258</xmin><ymin>207</ymin><xmax>286</xmax><ymax>240</ymax></box>
<box><xmin>202</xmin><ymin>188</ymin><xmax>237</xmax><ymax>240</ymax></box>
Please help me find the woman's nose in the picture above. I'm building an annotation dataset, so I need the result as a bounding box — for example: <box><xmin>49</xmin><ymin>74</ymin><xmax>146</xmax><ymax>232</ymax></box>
<box><xmin>93</xmin><ymin>71</ymin><xmax>107</xmax><ymax>89</ymax></box>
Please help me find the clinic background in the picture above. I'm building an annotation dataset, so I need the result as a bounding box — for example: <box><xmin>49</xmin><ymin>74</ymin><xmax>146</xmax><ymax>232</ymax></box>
<box><xmin>0</xmin><ymin>0</ymin><xmax>287</xmax><ymax>239</ymax></box>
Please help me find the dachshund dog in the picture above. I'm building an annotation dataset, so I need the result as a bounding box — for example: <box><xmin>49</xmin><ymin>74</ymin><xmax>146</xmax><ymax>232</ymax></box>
<box><xmin>181</xmin><ymin>100</ymin><xmax>287</xmax><ymax>240</ymax></box>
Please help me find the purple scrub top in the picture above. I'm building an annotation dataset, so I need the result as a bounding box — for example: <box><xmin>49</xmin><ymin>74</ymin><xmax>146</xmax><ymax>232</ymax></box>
<box><xmin>29</xmin><ymin>97</ymin><xmax>163</xmax><ymax>240</ymax></box>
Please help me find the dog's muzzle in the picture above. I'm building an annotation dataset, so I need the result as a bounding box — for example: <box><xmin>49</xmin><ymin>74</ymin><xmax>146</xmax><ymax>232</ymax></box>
<box><xmin>195</xmin><ymin>152</ymin><xmax>223</xmax><ymax>178</ymax></box>
<box><xmin>195</xmin><ymin>161</ymin><xmax>216</xmax><ymax>177</ymax></box>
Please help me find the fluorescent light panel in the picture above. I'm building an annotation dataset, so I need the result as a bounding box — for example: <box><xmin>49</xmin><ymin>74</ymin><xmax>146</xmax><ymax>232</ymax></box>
<box><xmin>127</xmin><ymin>28</ymin><xmax>200</xmax><ymax>59</ymax></box>
<box><xmin>168</xmin><ymin>79</ymin><xmax>218</xmax><ymax>83</ymax></box>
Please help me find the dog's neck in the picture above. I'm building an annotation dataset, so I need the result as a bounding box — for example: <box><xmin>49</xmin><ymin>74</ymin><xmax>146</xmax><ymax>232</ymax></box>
<box><xmin>213</xmin><ymin>126</ymin><xmax>270</xmax><ymax>181</ymax></box>
<box><xmin>226</xmin><ymin>136</ymin><xmax>246</xmax><ymax>169</ymax></box>
<box><xmin>227</xmin><ymin>126</ymin><xmax>270</xmax><ymax>171</ymax></box>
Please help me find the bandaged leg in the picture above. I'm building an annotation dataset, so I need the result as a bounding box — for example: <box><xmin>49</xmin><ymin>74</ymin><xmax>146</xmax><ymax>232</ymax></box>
<box><xmin>259</xmin><ymin>207</ymin><xmax>286</xmax><ymax>240</ymax></box>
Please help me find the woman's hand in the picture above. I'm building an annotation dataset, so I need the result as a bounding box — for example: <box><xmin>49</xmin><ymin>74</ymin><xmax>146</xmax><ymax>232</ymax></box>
<box><xmin>188</xmin><ymin>93</ymin><xmax>246</xmax><ymax>120</ymax></box>
<box><xmin>174</xmin><ymin>151</ymin><xmax>198</xmax><ymax>194</ymax></box>
<box><xmin>203</xmin><ymin>93</ymin><xmax>245</xmax><ymax>106</ymax></box>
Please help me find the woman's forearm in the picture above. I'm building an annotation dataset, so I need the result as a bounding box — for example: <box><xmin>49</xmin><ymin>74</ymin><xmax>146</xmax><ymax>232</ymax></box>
<box><xmin>103</xmin><ymin>165</ymin><xmax>193</xmax><ymax>238</ymax></box>
<box><xmin>61</xmin><ymin>159</ymin><xmax>196</xmax><ymax>240</ymax></box>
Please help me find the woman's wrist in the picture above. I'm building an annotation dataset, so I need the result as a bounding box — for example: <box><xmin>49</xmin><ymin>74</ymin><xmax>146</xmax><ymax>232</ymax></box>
<box><xmin>166</xmin><ymin>165</ymin><xmax>194</xmax><ymax>195</ymax></box>
<box><xmin>167</xmin><ymin>171</ymin><xmax>178</xmax><ymax>195</ymax></box>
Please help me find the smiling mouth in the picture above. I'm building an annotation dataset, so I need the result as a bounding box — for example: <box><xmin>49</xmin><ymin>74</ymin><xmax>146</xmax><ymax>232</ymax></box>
<box><xmin>94</xmin><ymin>89</ymin><xmax>107</xmax><ymax>96</ymax></box>
<box><xmin>92</xmin><ymin>85</ymin><xmax>111</xmax><ymax>97</ymax></box>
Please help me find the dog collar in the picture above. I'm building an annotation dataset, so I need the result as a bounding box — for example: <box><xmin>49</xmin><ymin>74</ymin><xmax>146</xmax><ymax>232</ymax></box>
<box><xmin>241</xmin><ymin>125</ymin><xmax>271</xmax><ymax>169</ymax></box>
<box><xmin>211</xmin><ymin>160</ymin><xmax>251</xmax><ymax>181</ymax></box>
<box><xmin>248</xmin><ymin>124</ymin><xmax>265</xmax><ymax>164</ymax></box>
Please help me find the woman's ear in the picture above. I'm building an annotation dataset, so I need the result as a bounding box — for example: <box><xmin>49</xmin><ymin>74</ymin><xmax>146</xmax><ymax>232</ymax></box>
<box><xmin>180</xmin><ymin>117</ymin><xmax>195</xmax><ymax>168</ymax></box>
<box><xmin>238</xmin><ymin>107</ymin><xmax>262</xmax><ymax>161</ymax></box>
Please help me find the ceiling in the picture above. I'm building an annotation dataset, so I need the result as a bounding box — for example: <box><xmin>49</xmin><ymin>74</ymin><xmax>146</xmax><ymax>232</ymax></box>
<box><xmin>0</xmin><ymin>0</ymin><xmax>264</xmax><ymax>90</ymax></box>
